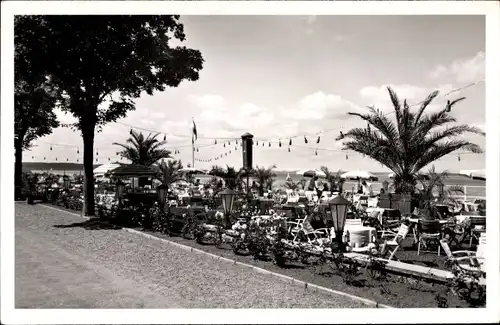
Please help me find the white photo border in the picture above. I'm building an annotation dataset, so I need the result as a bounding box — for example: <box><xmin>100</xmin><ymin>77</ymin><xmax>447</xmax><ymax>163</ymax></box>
<box><xmin>1</xmin><ymin>1</ymin><xmax>499</xmax><ymax>324</ymax></box>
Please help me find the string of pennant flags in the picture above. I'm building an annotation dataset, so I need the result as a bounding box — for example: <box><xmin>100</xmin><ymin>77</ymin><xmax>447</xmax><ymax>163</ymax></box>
<box><xmin>30</xmin><ymin>137</ymin><xmax>479</xmax><ymax>164</ymax></box>
<box><xmin>30</xmin><ymin>78</ymin><xmax>483</xmax><ymax>164</ymax></box>
<box><xmin>55</xmin><ymin>78</ymin><xmax>483</xmax><ymax>147</ymax></box>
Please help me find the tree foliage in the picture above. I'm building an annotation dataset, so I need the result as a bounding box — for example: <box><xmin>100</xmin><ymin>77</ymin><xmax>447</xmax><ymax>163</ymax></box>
<box><xmin>253</xmin><ymin>165</ymin><xmax>277</xmax><ymax>196</ymax></box>
<box><xmin>337</xmin><ymin>87</ymin><xmax>484</xmax><ymax>194</ymax></box>
<box><xmin>15</xmin><ymin>15</ymin><xmax>204</xmax><ymax>215</ymax></box>
<box><xmin>114</xmin><ymin>130</ymin><xmax>171</xmax><ymax>166</ymax></box>
<box><xmin>416</xmin><ymin>166</ymin><xmax>464</xmax><ymax>212</ymax></box>
<box><xmin>209</xmin><ymin>165</ymin><xmax>243</xmax><ymax>190</ymax></box>
<box><xmin>14</xmin><ymin>16</ymin><xmax>62</xmax><ymax>198</ymax></box>
<box><xmin>320</xmin><ymin>166</ymin><xmax>344</xmax><ymax>192</ymax></box>
<box><xmin>155</xmin><ymin>159</ymin><xmax>184</xmax><ymax>189</ymax></box>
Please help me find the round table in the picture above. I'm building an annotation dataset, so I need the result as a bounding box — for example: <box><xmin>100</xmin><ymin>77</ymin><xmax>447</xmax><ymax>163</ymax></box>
<box><xmin>331</xmin><ymin>225</ymin><xmax>377</xmax><ymax>248</ymax></box>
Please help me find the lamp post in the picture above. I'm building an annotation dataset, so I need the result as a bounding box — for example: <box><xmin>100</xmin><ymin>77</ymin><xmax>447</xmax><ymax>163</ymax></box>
<box><xmin>63</xmin><ymin>175</ymin><xmax>71</xmax><ymax>190</ymax></box>
<box><xmin>156</xmin><ymin>183</ymin><xmax>167</xmax><ymax>211</ymax></box>
<box><xmin>220</xmin><ymin>188</ymin><xmax>237</xmax><ymax>228</ymax></box>
<box><xmin>329</xmin><ymin>195</ymin><xmax>350</xmax><ymax>253</ymax></box>
<box><xmin>115</xmin><ymin>179</ymin><xmax>125</xmax><ymax>209</ymax></box>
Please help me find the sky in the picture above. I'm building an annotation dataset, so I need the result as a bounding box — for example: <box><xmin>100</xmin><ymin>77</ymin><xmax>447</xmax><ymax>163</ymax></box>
<box><xmin>27</xmin><ymin>15</ymin><xmax>486</xmax><ymax>172</ymax></box>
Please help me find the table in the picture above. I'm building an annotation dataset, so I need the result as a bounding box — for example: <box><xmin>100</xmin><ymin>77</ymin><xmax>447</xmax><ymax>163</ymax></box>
<box><xmin>455</xmin><ymin>215</ymin><xmax>486</xmax><ymax>223</ymax></box>
<box><xmin>331</xmin><ymin>225</ymin><xmax>377</xmax><ymax>248</ymax></box>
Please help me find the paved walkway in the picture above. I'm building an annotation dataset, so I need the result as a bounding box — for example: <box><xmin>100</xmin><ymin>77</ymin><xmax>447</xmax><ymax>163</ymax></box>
<box><xmin>15</xmin><ymin>203</ymin><xmax>368</xmax><ymax>308</ymax></box>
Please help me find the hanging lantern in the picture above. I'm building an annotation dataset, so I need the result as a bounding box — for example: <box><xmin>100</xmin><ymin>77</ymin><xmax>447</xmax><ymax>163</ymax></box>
<box><xmin>214</xmin><ymin>139</ymin><xmax>218</xmax><ymax>145</ymax></box>
<box><xmin>316</xmin><ymin>136</ymin><xmax>320</xmax><ymax>143</ymax></box>
<box><xmin>315</xmin><ymin>150</ymin><xmax>318</xmax><ymax>156</ymax></box>
<box><xmin>224</xmin><ymin>143</ymin><xmax>226</xmax><ymax>148</ymax></box>
<box><xmin>236</xmin><ymin>140</ymin><xmax>238</xmax><ymax>145</ymax></box>
<box><xmin>289</xmin><ymin>138</ymin><xmax>292</xmax><ymax>146</ymax></box>
<box><xmin>339</xmin><ymin>131</ymin><xmax>344</xmax><ymax>139</ymax></box>
<box><xmin>44</xmin><ymin>157</ymin><xmax>46</xmax><ymax>160</ymax></box>
<box><xmin>108</xmin><ymin>157</ymin><xmax>111</xmax><ymax>161</ymax></box>
<box><xmin>67</xmin><ymin>158</ymin><xmax>69</xmax><ymax>162</ymax></box>
<box><xmin>345</xmin><ymin>154</ymin><xmax>348</xmax><ymax>160</ymax></box>
<box><xmin>229</xmin><ymin>150</ymin><xmax>232</xmax><ymax>154</ymax></box>
<box><xmin>130</xmin><ymin>129</ymin><xmax>133</xmax><ymax>135</ymax></box>
<box><xmin>228</xmin><ymin>141</ymin><xmax>231</xmax><ymax>145</ymax></box>
<box><xmin>32</xmin><ymin>156</ymin><xmax>34</xmax><ymax>159</ymax></box>
<box><xmin>77</xmin><ymin>159</ymin><xmax>79</xmax><ymax>162</ymax></box>
<box><xmin>225</xmin><ymin>153</ymin><xmax>227</xmax><ymax>156</ymax></box>
<box><xmin>268</xmin><ymin>142</ymin><xmax>271</xmax><ymax>147</ymax></box>
<box><xmin>279</xmin><ymin>140</ymin><xmax>282</xmax><ymax>147</ymax></box>
<box><xmin>163</xmin><ymin>134</ymin><xmax>166</xmax><ymax>141</ymax></box>
<box><xmin>197</xmin><ymin>148</ymin><xmax>199</xmax><ymax>152</ymax></box>
<box><xmin>77</xmin><ymin>148</ymin><xmax>80</xmax><ymax>154</ymax></box>
<box><xmin>50</xmin><ymin>145</ymin><xmax>53</xmax><ymax>150</ymax></box>
<box><xmin>96</xmin><ymin>150</ymin><xmax>99</xmax><ymax>156</ymax></box>
<box><xmin>120</xmin><ymin>157</ymin><xmax>122</xmax><ymax>160</ymax></box>
<box><xmin>446</xmin><ymin>100</ymin><xmax>451</xmax><ymax>113</ymax></box>
<box><xmin>458</xmin><ymin>154</ymin><xmax>461</xmax><ymax>161</ymax></box>
<box><xmin>256</xmin><ymin>140</ymin><xmax>259</xmax><ymax>146</ymax></box>
<box><xmin>304</xmin><ymin>136</ymin><xmax>308</xmax><ymax>144</ymax></box>
<box><xmin>55</xmin><ymin>157</ymin><xmax>58</xmax><ymax>161</ymax></box>
<box><xmin>288</xmin><ymin>147</ymin><xmax>290</xmax><ymax>152</ymax></box>
<box><xmin>96</xmin><ymin>158</ymin><xmax>98</xmax><ymax>162</ymax></box>
<box><xmin>262</xmin><ymin>142</ymin><xmax>264</xmax><ymax>147</ymax></box>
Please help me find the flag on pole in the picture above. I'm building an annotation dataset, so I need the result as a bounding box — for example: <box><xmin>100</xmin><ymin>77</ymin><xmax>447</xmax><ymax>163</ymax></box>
<box><xmin>192</xmin><ymin>118</ymin><xmax>198</xmax><ymax>143</ymax></box>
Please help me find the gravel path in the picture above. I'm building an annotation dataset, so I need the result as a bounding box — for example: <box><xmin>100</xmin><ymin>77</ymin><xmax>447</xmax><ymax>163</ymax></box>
<box><xmin>15</xmin><ymin>203</ymin><xmax>369</xmax><ymax>308</ymax></box>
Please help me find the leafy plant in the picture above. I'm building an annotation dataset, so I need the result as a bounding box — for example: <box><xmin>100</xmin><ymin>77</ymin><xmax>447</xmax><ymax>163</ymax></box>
<box><xmin>253</xmin><ymin>165</ymin><xmax>277</xmax><ymax>196</ymax></box>
<box><xmin>415</xmin><ymin>166</ymin><xmax>464</xmax><ymax>217</ymax></box>
<box><xmin>320</xmin><ymin>166</ymin><xmax>344</xmax><ymax>192</ymax></box>
<box><xmin>114</xmin><ymin>130</ymin><xmax>172</xmax><ymax>167</ymax></box>
<box><xmin>155</xmin><ymin>158</ymin><xmax>184</xmax><ymax>189</ymax></box>
<box><xmin>446</xmin><ymin>265</ymin><xmax>486</xmax><ymax>307</ymax></box>
<box><xmin>337</xmin><ymin>87</ymin><xmax>484</xmax><ymax>194</ymax></box>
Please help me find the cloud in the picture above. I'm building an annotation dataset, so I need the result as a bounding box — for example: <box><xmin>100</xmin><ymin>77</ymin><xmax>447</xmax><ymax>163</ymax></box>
<box><xmin>429</xmin><ymin>51</ymin><xmax>485</xmax><ymax>83</ymax></box>
<box><xmin>280</xmin><ymin>91</ymin><xmax>361</xmax><ymax>121</ymax></box>
<box><xmin>188</xmin><ymin>94</ymin><xmax>226</xmax><ymax>111</ymax></box>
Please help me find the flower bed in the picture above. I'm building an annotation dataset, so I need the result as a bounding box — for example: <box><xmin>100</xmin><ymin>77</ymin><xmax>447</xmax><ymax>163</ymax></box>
<box><xmin>48</xmin><ymin>198</ymin><xmax>485</xmax><ymax>308</ymax></box>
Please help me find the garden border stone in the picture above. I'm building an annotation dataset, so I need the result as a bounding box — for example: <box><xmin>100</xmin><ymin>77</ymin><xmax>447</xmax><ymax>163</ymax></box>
<box><xmin>39</xmin><ymin>203</ymin><xmax>393</xmax><ymax>309</ymax></box>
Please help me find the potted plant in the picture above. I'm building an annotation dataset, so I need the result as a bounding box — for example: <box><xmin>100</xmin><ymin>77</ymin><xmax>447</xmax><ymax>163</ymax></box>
<box><xmin>415</xmin><ymin>166</ymin><xmax>464</xmax><ymax>220</ymax></box>
<box><xmin>23</xmin><ymin>172</ymin><xmax>39</xmax><ymax>205</ymax></box>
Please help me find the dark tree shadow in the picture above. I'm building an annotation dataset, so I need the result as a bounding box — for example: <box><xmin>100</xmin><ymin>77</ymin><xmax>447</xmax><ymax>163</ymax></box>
<box><xmin>53</xmin><ymin>218</ymin><xmax>122</xmax><ymax>230</ymax></box>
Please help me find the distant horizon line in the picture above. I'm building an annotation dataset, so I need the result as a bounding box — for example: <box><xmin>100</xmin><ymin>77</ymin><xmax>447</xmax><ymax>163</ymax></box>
<box><xmin>23</xmin><ymin>162</ymin><xmax>484</xmax><ymax>176</ymax></box>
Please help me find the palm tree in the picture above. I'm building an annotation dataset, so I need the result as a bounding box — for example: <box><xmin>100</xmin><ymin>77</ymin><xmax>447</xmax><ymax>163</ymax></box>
<box><xmin>253</xmin><ymin>165</ymin><xmax>277</xmax><ymax>196</ymax></box>
<box><xmin>156</xmin><ymin>159</ymin><xmax>183</xmax><ymax>189</ymax></box>
<box><xmin>209</xmin><ymin>165</ymin><xmax>243</xmax><ymax>190</ymax></box>
<box><xmin>113</xmin><ymin>130</ymin><xmax>171</xmax><ymax>167</ymax></box>
<box><xmin>416</xmin><ymin>166</ymin><xmax>464</xmax><ymax>218</ymax></box>
<box><xmin>320</xmin><ymin>166</ymin><xmax>345</xmax><ymax>192</ymax></box>
<box><xmin>297</xmin><ymin>178</ymin><xmax>308</xmax><ymax>190</ymax></box>
<box><xmin>337</xmin><ymin>87</ymin><xmax>484</xmax><ymax>194</ymax></box>
<box><xmin>284</xmin><ymin>179</ymin><xmax>299</xmax><ymax>191</ymax></box>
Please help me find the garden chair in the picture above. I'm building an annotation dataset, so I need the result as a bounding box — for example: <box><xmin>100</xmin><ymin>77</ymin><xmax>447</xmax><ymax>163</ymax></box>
<box><xmin>440</xmin><ymin>235</ymin><xmax>486</xmax><ymax>275</ymax></box>
<box><xmin>468</xmin><ymin>216</ymin><xmax>486</xmax><ymax>248</ymax></box>
<box><xmin>417</xmin><ymin>219</ymin><xmax>442</xmax><ymax>256</ymax></box>
<box><xmin>289</xmin><ymin>215</ymin><xmax>330</xmax><ymax>244</ymax></box>
<box><xmin>286</xmin><ymin>190</ymin><xmax>299</xmax><ymax>204</ymax></box>
<box><xmin>379</xmin><ymin>224</ymin><xmax>410</xmax><ymax>261</ymax></box>
<box><xmin>376</xmin><ymin>211</ymin><xmax>401</xmax><ymax>239</ymax></box>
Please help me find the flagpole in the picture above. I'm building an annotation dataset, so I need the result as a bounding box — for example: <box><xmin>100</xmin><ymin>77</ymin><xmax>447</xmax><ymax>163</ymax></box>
<box><xmin>192</xmin><ymin>139</ymin><xmax>195</xmax><ymax>168</ymax></box>
<box><xmin>192</xmin><ymin>117</ymin><xmax>195</xmax><ymax>168</ymax></box>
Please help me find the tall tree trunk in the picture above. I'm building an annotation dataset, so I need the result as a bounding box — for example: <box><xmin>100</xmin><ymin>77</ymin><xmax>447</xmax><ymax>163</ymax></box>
<box><xmin>15</xmin><ymin>138</ymin><xmax>24</xmax><ymax>201</ymax></box>
<box><xmin>82</xmin><ymin>125</ymin><xmax>96</xmax><ymax>216</ymax></box>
